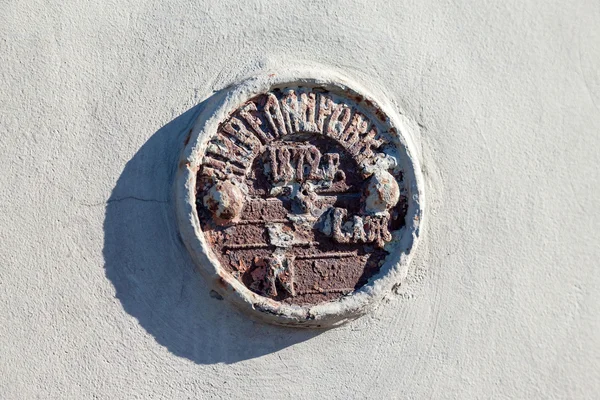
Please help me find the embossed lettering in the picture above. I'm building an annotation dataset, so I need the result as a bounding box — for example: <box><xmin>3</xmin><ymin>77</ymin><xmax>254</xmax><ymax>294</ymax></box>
<box><xmin>239</xmin><ymin>102</ymin><xmax>272</xmax><ymax>143</ymax></box>
<box><xmin>327</xmin><ymin>104</ymin><xmax>352</xmax><ymax>139</ymax></box>
<box><xmin>317</xmin><ymin>94</ymin><xmax>335</xmax><ymax>134</ymax></box>
<box><xmin>264</xmin><ymin>93</ymin><xmax>287</xmax><ymax>138</ymax></box>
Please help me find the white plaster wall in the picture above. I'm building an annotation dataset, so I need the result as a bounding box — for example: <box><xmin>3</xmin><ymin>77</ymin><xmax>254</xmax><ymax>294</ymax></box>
<box><xmin>1</xmin><ymin>0</ymin><xmax>599</xmax><ymax>398</ymax></box>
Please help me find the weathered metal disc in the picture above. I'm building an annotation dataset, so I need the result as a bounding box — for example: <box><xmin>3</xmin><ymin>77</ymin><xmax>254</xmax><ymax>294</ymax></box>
<box><xmin>176</xmin><ymin>67</ymin><xmax>424</xmax><ymax>327</ymax></box>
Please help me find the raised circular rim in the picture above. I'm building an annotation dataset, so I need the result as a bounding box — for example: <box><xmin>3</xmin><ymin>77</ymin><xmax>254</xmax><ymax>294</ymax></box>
<box><xmin>175</xmin><ymin>66</ymin><xmax>425</xmax><ymax>328</ymax></box>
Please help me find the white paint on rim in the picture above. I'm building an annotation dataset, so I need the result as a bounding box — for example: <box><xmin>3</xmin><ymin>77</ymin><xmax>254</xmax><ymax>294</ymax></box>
<box><xmin>175</xmin><ymin>66</ymin><xmax>425</xmax><ymax>328</ymax></box>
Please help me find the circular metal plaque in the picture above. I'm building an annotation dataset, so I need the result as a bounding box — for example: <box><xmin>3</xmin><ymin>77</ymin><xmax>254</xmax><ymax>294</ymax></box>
<box><xmin>176</xmin><ymin>68</ymin><xmax>424</xmax><ymax>327</ymax></box>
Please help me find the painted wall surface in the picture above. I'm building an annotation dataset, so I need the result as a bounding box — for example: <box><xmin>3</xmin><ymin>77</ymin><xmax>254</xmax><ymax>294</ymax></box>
<box><xmin>1</xmin><ymin>0</ymin><xmax>599</xmax><ymax>398</ymax></box>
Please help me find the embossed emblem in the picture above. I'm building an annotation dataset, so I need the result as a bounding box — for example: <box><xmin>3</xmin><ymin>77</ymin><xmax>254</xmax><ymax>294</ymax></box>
<box><xmin>177</xmin><ymin>69</ymin><xmax>423</xmax><ymax>327</ymax></box>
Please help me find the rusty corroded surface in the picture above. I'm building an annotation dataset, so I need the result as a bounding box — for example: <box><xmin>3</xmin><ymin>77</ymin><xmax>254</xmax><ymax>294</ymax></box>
<box><xmin>195</xmin><ymin>87</ymin><xmax>408</xmax><ymax>305</ymax></box>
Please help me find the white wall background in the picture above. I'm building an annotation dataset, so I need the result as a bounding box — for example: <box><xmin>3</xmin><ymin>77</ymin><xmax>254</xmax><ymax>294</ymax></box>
<box><xmin>1</xmin><ymin>0</ymin><xmax>599</xmax><ymax>398</ymax></box>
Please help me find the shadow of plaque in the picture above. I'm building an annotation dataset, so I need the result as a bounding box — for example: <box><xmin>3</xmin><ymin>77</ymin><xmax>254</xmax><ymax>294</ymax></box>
<box><xmin>103</xmin><ymin>92</ymin><xmax>319</xmax><ymax>365</ymax></box>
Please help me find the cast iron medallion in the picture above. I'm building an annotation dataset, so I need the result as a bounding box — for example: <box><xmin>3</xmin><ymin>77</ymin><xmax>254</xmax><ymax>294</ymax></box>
<box><xmin>176</xmin><ymin>68</ymin><xmax>423</xmax><ymax>327</ymax></box>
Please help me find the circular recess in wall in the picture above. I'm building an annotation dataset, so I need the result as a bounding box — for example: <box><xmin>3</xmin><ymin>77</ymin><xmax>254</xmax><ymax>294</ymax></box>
<box><xmin>176</xmin><ymin>68</ymin><xmax>424</xmax><ymax>328</ymax></box>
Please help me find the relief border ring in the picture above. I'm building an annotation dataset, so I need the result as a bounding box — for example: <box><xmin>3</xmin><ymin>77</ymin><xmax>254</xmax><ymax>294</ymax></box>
<box><xmin>175</xmin><ymin>67</ymin><xmax>425</xmax><ymax>328</ymax></box>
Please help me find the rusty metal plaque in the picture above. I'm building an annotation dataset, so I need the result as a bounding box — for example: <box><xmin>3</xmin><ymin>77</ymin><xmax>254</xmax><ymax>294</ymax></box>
<box><xmin>176</xmin><ymin>68</ymin><xmax>424</xmax><ymax>327</ymax></box>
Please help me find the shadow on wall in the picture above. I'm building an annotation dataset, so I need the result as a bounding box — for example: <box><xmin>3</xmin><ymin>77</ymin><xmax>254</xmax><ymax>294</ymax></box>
<box><xmin>103</xmin><ymin>93</ymin><xmax>320</xmax><ymax>364</ymax></box>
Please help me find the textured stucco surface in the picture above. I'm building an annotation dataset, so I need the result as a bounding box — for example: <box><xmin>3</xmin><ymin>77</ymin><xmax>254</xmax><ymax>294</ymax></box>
<box><xmin>1</xmin><ymin>0</ymin><xmax>599</xmax><ymax>398</ymax></box>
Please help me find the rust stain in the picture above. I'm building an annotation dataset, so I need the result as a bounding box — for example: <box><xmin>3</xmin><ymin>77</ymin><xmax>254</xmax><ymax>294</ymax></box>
<box><xmin>183</xmin><ymin>128</ymin><xmax>192</xmax><ymax>146</ymax></box>
<box><xmin>217</xmin><ymin>276</ymin><xmax>227</xmax><ymax>288</ymax></box>
<box><xmin>375</xmin><ymin>109</ymin><xmax>387</xmax><ymax>122</ymax></box>
<box><xmin>179</xmin><ymin>159</ymin><xmax>190</xmax><ymax>169</ymax></box>
<box><xmin>348</xmin><ymin>93</ymin><xmax>364</xmax><ymax>103</ymax></box>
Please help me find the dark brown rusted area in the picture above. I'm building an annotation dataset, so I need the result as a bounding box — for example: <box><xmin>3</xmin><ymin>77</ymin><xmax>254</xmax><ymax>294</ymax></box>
<box><xmin>195</xmin><ymin>88</ymin><xmax>407</xmax><ymax>305</ymax></box>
